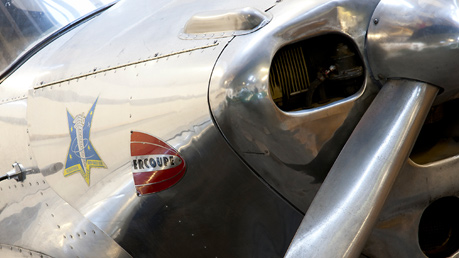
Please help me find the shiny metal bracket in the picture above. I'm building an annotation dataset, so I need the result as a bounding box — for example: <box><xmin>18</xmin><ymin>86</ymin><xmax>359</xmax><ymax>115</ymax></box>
<box><xmin>0</xmin><ymin>162</ymin><xmax>37</xmax><ymax>182</ymax></box>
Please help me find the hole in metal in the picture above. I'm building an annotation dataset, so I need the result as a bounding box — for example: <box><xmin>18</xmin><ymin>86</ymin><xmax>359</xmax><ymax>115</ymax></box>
<box><xmin>411</xmin><ymin>99</ymin><xmax>459</xmax><ymax>164</ymax></box>
<box><xmin>419</xmin><ymin>196</ymin><xmax>459</xmax><ymax>257</ymax></box>
<box><xmin>269</xmin><ymin>34</ymin><xmax>364</xmax><ymax>111</ymax></box>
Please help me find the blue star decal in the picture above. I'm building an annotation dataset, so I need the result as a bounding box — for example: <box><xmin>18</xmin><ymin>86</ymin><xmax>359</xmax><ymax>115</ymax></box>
<box><xmin>64</xmin><ymin>98</ymin><xmax>106</xmax><ymax>185</ymax></box>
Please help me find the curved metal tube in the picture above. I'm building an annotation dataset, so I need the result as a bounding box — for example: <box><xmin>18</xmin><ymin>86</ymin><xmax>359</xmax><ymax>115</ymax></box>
<box><xmin>284</xmin><ymin>80</ymin><xmax>438</xmax><ymax>258</ymax></box>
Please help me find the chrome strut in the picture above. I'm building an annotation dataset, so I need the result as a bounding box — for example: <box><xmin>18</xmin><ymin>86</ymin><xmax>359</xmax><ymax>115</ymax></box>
<box><xmin>285</xmin><ymin>80</ymin><xmax>438</xmax><ymax>258</ymax></box>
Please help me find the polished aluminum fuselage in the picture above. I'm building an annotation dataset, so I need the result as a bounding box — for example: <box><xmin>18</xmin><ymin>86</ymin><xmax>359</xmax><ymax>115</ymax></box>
<box><xmin>1</xmin><ymin>0</ymin><xmax>459</xmax><ymax>257</ymax></box>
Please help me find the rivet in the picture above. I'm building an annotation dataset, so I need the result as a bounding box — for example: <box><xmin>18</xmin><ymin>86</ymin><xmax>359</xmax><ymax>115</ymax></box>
<box><xmin>40</xmin><ymin>192</ymin><xmax>43</xmax><ymax>195</ymax></box>
<box><xmin>77</xmin><ymin>233</ymin><xmax>80</xmax><ymax>237</ymax></box>
<box><xmin>374</xmin><ymin>18</ymin><xmax>379</xmax><ymax>25</ymax></box>
<box><xmin>45</xmin><ymin>203</ymin><xmax>49</xmax><ymax>207</ymax></box>
<box><xmin>70</xmin><ymin>235</ymin><xmax>73</xmax><ymax>239</ymax></box>
<box><xmin>36</xmin><ymin>181</ymin><xmax>39</xmax><ymax>185</ymax></box>
<box><xmin>51</xmin><ymin>214</ymin><xmax>54</xmax><ymax>217</ymax></box>
<box><xmin>92</xmin><ymin>230</ymin><xmax>96</xmax><ymax>234</ymax></box>
<box><xmin>57</xmin><ymin>225</ymin><xmax>60</xmax><ymax>229</ymax></box>
<box><xmin>14</xmin><ymin>185</ymin><xmax>16</xmax><ymax>188</ymax></box>
<box><xmin>70</xmin><ymin>245</ymin><xmax>73</xmax><ymax>249</ymax></box>
<box><xmin>64</xmin><ymin>235</ymin><xmax>66</xmax><ymax>239</ymax></box>
<box><xmin>83</xmin><ymin>231</ymin><xmax>87</xmax><ymax>235</ymax></box>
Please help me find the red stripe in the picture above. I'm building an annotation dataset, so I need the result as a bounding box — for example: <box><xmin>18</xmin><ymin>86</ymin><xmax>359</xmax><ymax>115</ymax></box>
<box><xmin>136</xmin><ymin>169</ymin><xmax>185</xmax><ymax>195</ymax></box>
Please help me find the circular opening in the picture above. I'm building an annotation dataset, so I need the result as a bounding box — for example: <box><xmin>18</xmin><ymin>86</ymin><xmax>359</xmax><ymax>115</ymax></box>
<box><xmin>419</xmin><ymin>196</ymin><xmax>459</xmax><ymax>257</ymax></box>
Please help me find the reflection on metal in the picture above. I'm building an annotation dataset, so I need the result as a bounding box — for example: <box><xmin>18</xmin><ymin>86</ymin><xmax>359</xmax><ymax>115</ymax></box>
<box><xmin>8</xmin><ymin>0</ymin><xmax>302</xmax><ymax>256</ymax></box>
<box><xmin>33</xmin><ymin>43</ymin><xmax>219</xmax><ymax>89</ymax></box>
<box><xmin>1</xmin><ymin>0</ymin><xmax>459</xmax><ymax>256</ymax></box>
<box><xmin>209</xmin><ymin>0</ymin><xmax>381</xmax><ymax>213</ymax></box>
<box><xmin>364</xmin><ymin>158</ymin><xmax>459</xmax><ymax>257</ymax></box>
<box><xmin>0</xmin><ymin>0</ymin><xmax>116</xmax><ymax>78</ymax></box>
<box><xmin>285</xmin><ymin>80</ymin><xmax>438</xmax><ymax>258</ymax></box>
<box><xmin>0</xmin><ymin>173</ymin><xmax>131</xmax><ymax>257</ymax></box>
<box><xmin>181</xmin><ymin>7</ymin><xmax>271</xmax><ymax>39</ymax></box>
<box><xmin>367</xmin><ymin>0</ymin><xmax>459</xmax><ymax>104</ymax></box>
<box><xmin>0</xmin><ymin>243</ymin><xmax>52</xmax><ymax>258</ymax></box>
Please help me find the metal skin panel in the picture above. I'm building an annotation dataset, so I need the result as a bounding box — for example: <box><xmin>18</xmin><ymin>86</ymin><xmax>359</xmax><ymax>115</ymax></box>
<box><xmin>209</xmin><ymin>0</ymin><xmax>380</xmax><ymax>213</ymax></box>
<box><xmin>10</xmin><ymin>0</ymin><xmax>274</xmax><ymax>88</ymax></box>
<box><xmin>0</xmin><ymin>0</ymin><xmax>304</xmax><ymax>256</ymax></box>
<box><xmin>0</xmin><ymin>173</ymin><xmax>131</xmax><ymax>257</ymax></box>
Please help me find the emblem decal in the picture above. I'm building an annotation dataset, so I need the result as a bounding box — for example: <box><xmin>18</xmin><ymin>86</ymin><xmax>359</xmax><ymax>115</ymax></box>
<box><xmin>130</xmin><ymin>132</ymin><xmax>186</xmax><ymax>195</ymax></box>
<box><xmin>64</xmin><ymin>98</ymin><xmax>106</xmax><ymax>185</ymax></box>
